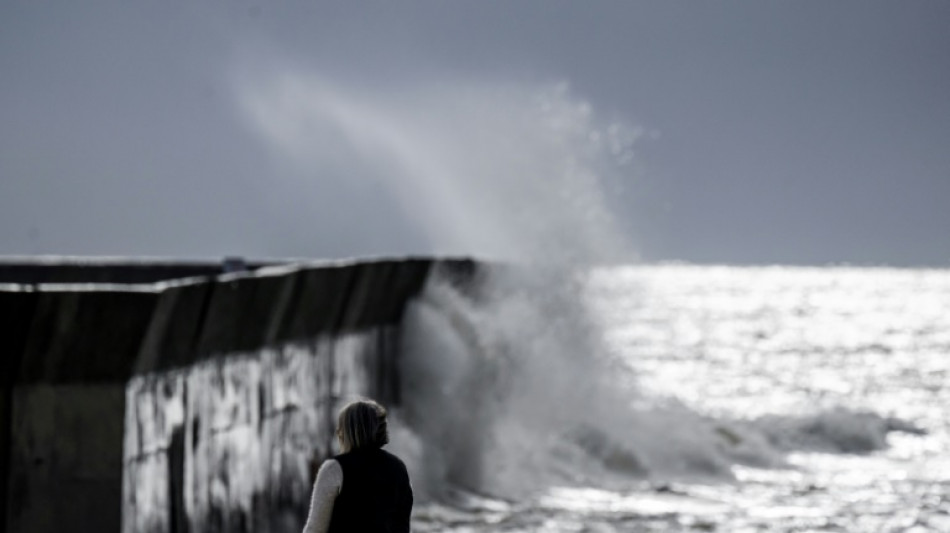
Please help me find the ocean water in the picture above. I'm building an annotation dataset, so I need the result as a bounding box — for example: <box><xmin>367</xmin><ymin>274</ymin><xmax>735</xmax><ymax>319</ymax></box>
<box><xmin>394</xmin><ymin>264</ymin><xmax>950</xmax><ymax>532</ymax></box>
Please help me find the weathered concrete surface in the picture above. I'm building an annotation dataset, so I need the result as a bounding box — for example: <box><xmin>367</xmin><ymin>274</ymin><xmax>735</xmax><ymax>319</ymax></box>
<box><xmin>134</xmin><ymin>280</ymin><xmax>214</xmax><ymax>375</ymax></box>
<box><xmin>119</xmin><ymin>259</ymin><xmax>433</xmax><ymax>533</ymax></box>
<box><xmin>4</xmin><ymin>287</ymin><xmax>160</xmax><ymax>533</ymax></box>
<box><xmin>0</xmin><ymin>288</ymin><xmax>38</xmax><ymax>533</ymax></box>
<box><xmin>2</xmin><ymin>256</ymin><xmax>475</xmax><ymax>533</ymax></box>
<box><xmin>8</xmin><ymin>385</ymin><xmax>126</xmax><ymax>532</ymax></box>
<box><xmin>193</xmin><ymin>272</ymin><xmax>293</xmax><ymax>360</ymax></box>
<box><xmin>19</xmin><ymin>288</ymin><xmax>160</xmax><ymax>384</ymax></box>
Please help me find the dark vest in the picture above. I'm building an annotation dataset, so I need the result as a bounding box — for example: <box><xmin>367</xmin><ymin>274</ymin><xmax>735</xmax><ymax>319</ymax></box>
<box><xmin>328</xmin><ymin>448</ymin><xmax>413</xmax><ymax>533</ymax></box>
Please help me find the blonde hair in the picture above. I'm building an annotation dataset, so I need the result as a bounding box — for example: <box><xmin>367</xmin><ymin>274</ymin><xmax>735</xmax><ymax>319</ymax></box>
<box><xmin>336</xmin><ymin>399</ymin><xmax>389</xmax><ymax>452</ymax></box>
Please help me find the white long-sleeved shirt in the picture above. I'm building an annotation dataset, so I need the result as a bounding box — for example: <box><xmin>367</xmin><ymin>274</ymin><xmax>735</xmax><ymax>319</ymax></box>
<box><xmin>302</xmin><ymin>460</ymin><xmax>343</xmax><ymax>533</ymax></box>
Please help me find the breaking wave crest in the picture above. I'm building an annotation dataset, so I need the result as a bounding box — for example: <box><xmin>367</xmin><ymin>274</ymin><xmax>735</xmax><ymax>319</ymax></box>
<box><xmin>390</xmin><ymin>265</ymin><xmax>923</xmax><ymax>501</ymax></box>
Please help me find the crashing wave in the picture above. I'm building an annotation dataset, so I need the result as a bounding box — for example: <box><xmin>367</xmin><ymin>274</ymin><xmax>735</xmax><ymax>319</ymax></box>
<box><xmin>390</xmin><ymin>264</ymin><xmax>924</xmax><ymax>501</ymax></box>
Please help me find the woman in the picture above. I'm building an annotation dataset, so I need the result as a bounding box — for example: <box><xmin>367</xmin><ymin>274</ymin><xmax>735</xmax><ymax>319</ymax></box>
<box><xmin>303</xmin><ymin>399</ymin><xmax>413</xmax><ymax>533</ymax></box>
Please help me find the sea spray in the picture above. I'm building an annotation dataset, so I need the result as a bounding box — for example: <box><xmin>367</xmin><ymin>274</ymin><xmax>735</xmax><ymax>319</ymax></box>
<box><xmin>399</xmin><ymin>265</ymin><xmax>948</xmax><ymax>531</ymax></box>
<box><xmin>395</xmin><ymin>264</ymin><xmax>753</xmax><ymax>499</ymax></box>
<box><xmin>396</xmin><ymin>263</ymin><xmax>625</xmax><ymax>497</ymax></box>
<box><xmin>237</xmin><ymin>72</ymin><xmax>641</xmax><ymax>264</ymax></box>
<box><xmin>235</xmin><ymin>68</ymin><xmax>920</xmax><ymax>502</ymax></box>
<box><xmin>238</xmin><ymin>70</ymin><xmax>764</xmax><ymax>495</ymax></box>
<box><xmin>394</xmin><ymin>265</ymin><xmax>927</xmax><ymax>502</ymax></box>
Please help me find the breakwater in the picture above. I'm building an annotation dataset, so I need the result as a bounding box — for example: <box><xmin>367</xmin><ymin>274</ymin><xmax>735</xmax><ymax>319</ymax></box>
<box><xmin>0</xmin><ymin>257</ymin><xmax>474</xmax><ymax>533</ymax></box>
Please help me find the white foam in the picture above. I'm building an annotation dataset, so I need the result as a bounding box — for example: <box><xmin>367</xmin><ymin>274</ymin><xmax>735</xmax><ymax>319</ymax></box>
<box><xmin>396</xmin><ymin>266</ymin><xmax>928</xmax><ymax>501</ymax></box>
<box><xmin>398</xmin><ymin>266</ymin><xmax>734</xmax><ymax>499</ymax></box>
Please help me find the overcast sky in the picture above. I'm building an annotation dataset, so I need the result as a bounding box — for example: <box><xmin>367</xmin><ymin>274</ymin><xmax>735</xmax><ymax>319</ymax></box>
<box><xmin>1</xmin><ymin>1</ymin><xmax>947</xmax><ymax>266</ymax></box>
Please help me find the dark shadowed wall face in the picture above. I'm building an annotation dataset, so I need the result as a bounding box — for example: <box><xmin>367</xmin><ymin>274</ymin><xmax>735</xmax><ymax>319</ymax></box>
<box><xmin>1</xmin><ymin>1</ymin><xmax>948</xmax><ymax>266</ymax></box>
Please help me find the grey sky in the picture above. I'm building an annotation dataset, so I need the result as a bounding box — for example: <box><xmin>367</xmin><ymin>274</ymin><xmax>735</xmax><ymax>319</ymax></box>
<box><xmin>1</xmin><ymin>1</ymin><xmax>947</xmax><ymax>266</ymax></box>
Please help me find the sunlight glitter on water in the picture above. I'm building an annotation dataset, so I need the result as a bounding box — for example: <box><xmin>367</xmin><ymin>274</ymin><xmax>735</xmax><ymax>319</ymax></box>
<box><xmin>411</xmin><ymin>265</ymin><xmax>950</xmax><ymax>532</ymax></box>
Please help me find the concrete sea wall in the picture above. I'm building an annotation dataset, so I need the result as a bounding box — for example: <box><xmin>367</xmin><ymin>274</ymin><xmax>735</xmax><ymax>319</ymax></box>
<box><xmin>1</xmin><ymin>257</ymin><xmax>475</xmax><ymax>533</ymax></box>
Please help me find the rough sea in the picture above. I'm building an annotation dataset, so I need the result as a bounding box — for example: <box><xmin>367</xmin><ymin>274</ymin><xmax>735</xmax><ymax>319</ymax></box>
<box><xmin>392</xmin><ymin>264</ymin><xmax>950</xmax><ymax>532</ymax></box>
